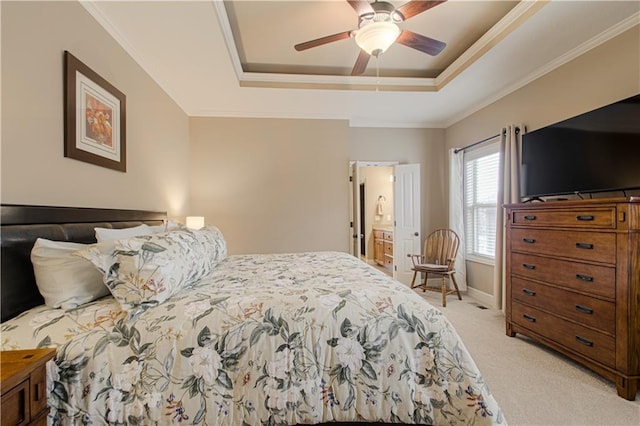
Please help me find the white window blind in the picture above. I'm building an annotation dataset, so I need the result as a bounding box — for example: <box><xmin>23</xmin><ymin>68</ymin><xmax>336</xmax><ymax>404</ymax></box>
<box><xmin>464</xmin><ymin>143</ymin><xmax>500</xmax><ymax>261</ymax></box>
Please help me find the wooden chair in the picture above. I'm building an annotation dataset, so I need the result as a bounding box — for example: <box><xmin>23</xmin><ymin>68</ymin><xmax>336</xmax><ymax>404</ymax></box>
<box><xmin>408</xmin><ymin>229</ymin><xmax>462</xmax><ymax>307</ymax></box>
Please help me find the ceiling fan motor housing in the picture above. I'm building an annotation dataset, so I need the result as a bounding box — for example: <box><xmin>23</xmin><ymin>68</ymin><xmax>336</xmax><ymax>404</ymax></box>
<box><xmin>359</xmin><ymin>1</ymin><xmax>404</xmax><ymax>28</ymax></box>
<box><xmin>294</xmin><ymin>0</ymin><xmax>447</xmax><ymax>74</ymax></box>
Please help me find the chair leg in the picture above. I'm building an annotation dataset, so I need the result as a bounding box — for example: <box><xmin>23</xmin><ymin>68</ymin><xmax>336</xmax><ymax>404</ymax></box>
<box><xmin>422</xmin><ymin>272</ymin><xmax>428</xmax><ymax>292</ymax></box>
<box><xmin>451</xmin><ymin>273</ymin><xmax>462</xmax><ymax>300</ymax></box>
<box><xmin>441</xmin><ymin>276</ymin><xmax>447</xmax><ymax>307</ymax></box>
<box><xmin>410</xmin><ymin>270</ymin><xmax>418</xmax><ymax>289</ymax></box>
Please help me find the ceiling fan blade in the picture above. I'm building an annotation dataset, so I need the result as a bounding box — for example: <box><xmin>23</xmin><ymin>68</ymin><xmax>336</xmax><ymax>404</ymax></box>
<box><xmin>351</xmin><ymin>50</ymin><xmax>370</xmax><ymax>76</ymax></box>
<box><xmin>397</xmin><ymin>30</ymin><xmax>446</xmax><ymax>56</ymax></box>
<box><xmin>396</xmin><ymin>0</ymin><xmax>447</xmax><ymax>20</ymax></box>
<box><xmin>294</xmin><ymin>31</ymin><xmax>352</xmax><ymax>51</ymax></box>
<box><xmin>347</xmin><ymin>0</ymin><xmax>374</xmax><ymax>16</ymax></box>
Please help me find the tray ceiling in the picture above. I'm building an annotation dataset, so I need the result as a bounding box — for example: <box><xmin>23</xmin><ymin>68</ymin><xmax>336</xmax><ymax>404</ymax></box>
<box><xmin>81</xmin><ymin>1</ymin><xmax>640</xmax><ymax>127</ymax></box>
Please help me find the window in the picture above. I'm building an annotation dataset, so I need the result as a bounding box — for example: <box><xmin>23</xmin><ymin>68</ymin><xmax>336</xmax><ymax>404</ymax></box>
<box><xmin>464</xmin><ymin>143</ymin><xmax>500</xmax><ymax>262</ymax></box>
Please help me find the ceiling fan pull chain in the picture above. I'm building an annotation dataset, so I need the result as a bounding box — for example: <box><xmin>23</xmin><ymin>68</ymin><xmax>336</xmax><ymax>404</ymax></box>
<box><xmin>376</xmin><ymin>56</ymin><xmax>380</xmax><ymax>92</ymax></box>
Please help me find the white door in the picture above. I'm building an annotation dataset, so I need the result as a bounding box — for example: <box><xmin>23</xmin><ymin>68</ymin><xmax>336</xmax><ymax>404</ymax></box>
<box><xmin>393</xmin><ymin>164</ymin><xmax>421</xmax><ymax>285</ymax></box>
<box><xmin>350</xmin><ymin>162</ymin><xmax>362</xmax><ymax>258</ymax></box>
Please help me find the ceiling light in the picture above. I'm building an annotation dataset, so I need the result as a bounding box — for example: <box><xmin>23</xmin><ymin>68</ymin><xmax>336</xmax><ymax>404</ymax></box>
<box><xmin>355</xmin><ymin>21</ymin><xmax>401</xmax><ymax>57</ymax></box>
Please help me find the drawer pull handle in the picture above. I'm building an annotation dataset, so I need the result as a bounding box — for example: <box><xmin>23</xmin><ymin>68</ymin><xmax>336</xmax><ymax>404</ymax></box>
<box><xmin>576</xmin><ymin>336</ymin><xmax>594</xmax><ymax>347</ymax></box>
<box><xmin>522</xmin><ymin>263</ymin><xmax>536</xmax><ymax>270</ymax></box>
<box><xmin>523</xmin><ymin>314</ymin><xmax>536</xmax><ymax>323</ymax></box>
<box><xmin>522</xmin><ymin>289</ymin><xmax>536</xmax><ymax>296</ymax></box>
<box><xmin>522</xmin><ymin>238</ymin><xmax>536</xmax><ymax>244</ymax></box>
<box><xmin>524</xmin><ymin>215</ymin><xmax>537</xmax><ymax>220</ymax></box>
<box><xmin>576</xmin><ymin>273</ymin><xmax>594</xmax><ymax>282</ymax></box>
<box><xmin>575</xmin><ymin>242</ymin><xmax>593</xmax><ymax>250</ymax></box>
<box><xmin>18</xmin><ymin>388</ymin><xmax>26</xmax><ymax>423</ymax></box>
<box><xmin>576</xmin><ymin>215</ymin><xmax>594</xmax><ymax>221</ymax></box>
<box><xmin>575</xmin><ymin>305</ymin><xmax>594</xmax><ymax>315</ymax></box>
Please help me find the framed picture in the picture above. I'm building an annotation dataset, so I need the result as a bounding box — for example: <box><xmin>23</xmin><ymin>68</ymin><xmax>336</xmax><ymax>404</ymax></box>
<box><xmin>64</xmin><ymin>51</ymin><xmax>126</xmax><ymax>172</ymax></box>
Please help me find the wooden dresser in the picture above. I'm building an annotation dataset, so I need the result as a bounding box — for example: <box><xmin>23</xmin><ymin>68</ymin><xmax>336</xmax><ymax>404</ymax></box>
<box><xmin>373</xmin><ymin>228</ymin><xmax>393</xmax><ymax>271</ymax></box>
<box><xmin>505</xmin><ymin>197</ymin><xmax>639</xmax><ymax>400</ymax></box>
<box><xmin>1</xmin><ymin>348</ymin><xmax>56</xmax><ymax>425</ymax></box>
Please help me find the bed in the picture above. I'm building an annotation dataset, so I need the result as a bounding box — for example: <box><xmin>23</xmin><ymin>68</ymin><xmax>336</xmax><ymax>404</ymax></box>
<box><xmin>0</xmin><ymin>204</ymin><xmax>505</xmax><ymax>425</ymax></box>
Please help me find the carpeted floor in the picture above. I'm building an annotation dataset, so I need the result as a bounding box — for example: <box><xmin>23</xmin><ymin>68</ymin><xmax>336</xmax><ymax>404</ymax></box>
<box><xmin>414</xmin><ymin>290</ymin><xmax>640</xmax><ymax>426</ymax></box>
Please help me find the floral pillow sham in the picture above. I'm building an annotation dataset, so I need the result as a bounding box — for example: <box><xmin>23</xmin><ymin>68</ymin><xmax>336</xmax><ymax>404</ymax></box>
<box><xmin>76</xmin><ymin>226</ymin><xmax>227</xmax><ymax>318</ymax></box>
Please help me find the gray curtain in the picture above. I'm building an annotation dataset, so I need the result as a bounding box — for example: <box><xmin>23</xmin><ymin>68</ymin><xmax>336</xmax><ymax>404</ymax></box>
<box><xmin>494</xmin><ymin>125</ymin><xmax>523</xmax><ymax>310</ymax></box>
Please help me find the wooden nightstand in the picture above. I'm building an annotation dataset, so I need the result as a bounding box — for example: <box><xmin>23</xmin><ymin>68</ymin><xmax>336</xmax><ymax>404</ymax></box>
<box><xmin>1</xmin><ymin>348</ymin><xmax>56</xmax><ymax>426</ymax></box>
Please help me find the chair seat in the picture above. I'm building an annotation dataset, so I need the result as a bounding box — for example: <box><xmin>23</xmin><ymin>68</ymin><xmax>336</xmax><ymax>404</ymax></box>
<box><xmin>414</xmin><ymin>263</ymin><xmax>449</xmax><ymax>271</ymax></box>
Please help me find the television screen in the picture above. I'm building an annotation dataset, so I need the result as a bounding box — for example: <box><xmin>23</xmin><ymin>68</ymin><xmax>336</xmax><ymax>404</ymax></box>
<box><xmin>521</xmin><ymin>94</ymin><xmax>640</xmax><ymax>199</ymax></box>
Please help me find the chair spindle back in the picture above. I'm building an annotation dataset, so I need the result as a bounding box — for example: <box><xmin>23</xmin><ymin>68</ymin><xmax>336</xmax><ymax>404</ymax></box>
<box><xmin>424</xmin><ymin>229</ymin><xmax>460</xmax><ymax>268</ymax></box>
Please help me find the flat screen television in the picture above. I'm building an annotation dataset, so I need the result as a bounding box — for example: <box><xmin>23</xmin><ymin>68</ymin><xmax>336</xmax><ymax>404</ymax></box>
<box><xmin>520</xmin><ymin>94</ymin><xmax>640</xmax><ymax>200</ymax></box>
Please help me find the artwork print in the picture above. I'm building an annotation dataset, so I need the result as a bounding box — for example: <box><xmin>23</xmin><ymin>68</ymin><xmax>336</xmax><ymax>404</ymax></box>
<box><xmin>64</xmin><ymin>51</ymin><xmax>126</xmax><ymax>172</ymax></box>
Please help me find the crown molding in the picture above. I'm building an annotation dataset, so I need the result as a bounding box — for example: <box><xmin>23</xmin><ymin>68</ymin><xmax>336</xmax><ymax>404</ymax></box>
<box><xmin>79</xmin><ymin>0</ymin><xmax>189</xmax><ymax>114</ymax></box>
<box><xmin>238</xmin><ymin>71</ymin><xmax>438</xmax><ymax>92</ymax></box>
<box><xmin>214</xmin><ymin>0</ymin><xmax>546</xmax><ymax>93</ymax></box>
<box><xmin>212</xmin><ymin>0</ymin><xmax>244</xmax><ymax>82</ymax></box>
<box><xmin>348</xmin><ymin>118</ymin><xmax>445</xmax><ymax>129</ymax></box>
<box><xmin>435</xmin><ymin>0</ymin><xmax>548</xmax><ymax>89</ymax></box>
<box><xmin>442</xmin><ymin>11</ymin><xmax>640</xmax><ymax>128</ymax></box>
<box><xmin>190</xmin><ymin>109</ymin><xmax>349</xmax><ymax>122</ymax></box>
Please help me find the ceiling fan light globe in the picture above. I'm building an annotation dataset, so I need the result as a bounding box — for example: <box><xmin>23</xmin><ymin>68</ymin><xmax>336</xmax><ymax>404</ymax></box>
<box><xmin>355</xmin><ymin>21</ymin><xmax>400</xmax><ymax>56</ymax></box>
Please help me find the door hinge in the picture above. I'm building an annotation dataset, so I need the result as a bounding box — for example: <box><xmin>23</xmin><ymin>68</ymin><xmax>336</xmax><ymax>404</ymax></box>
<box><xmin>349</xmin><ymin>176</ymin><xmax>353</xmax><ymax>182</ymax></box>
<box><xmin>350</xmin><ymin>221</ymin><xmax>353</xmax><ymax>228</ymax></box>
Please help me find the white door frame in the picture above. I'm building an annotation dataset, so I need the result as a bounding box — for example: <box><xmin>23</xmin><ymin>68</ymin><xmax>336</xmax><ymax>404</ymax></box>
<box><xmin>349</xmin><ymin>161</ymin><xmax>411</xmax><ymax>271</ymax></box>
<box><xmin>348</xmin><ymin>161</ymin><xmax>398</xmax><ymax>258</ymax></box>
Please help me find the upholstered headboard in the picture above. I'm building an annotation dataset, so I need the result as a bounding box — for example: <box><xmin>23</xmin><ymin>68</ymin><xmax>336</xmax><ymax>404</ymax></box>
<box><xmin>0</xmin><ymin>204</ymin><xmax>166</xmax><ymax>322</ymax></box>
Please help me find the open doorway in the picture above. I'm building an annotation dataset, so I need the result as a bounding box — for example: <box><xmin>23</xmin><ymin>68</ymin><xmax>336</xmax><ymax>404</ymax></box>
<box><xmin>349</xmin><ymin>162</ymin><xmax>396</xmax><ymax>277</ymax></box>
<box><xmin>349</xmin><ymin>161</ymin><xmax>421</xmax><ymax>284</ymax></box>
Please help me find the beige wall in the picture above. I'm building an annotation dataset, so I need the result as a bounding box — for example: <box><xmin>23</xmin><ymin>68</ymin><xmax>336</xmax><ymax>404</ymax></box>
<box><xmin>190</xmin><ymin>120</ymin><xmax>445</xmax><ymax>255</ymax></box>
<box><xmin>445</xmin><ymin>27</ymin><xmax>640</xmax><ymax>298</ymax></box>
<box><xmin>1</xmin><ymin>1</ymin><xmax>190</xmax><ymax>216</ymax></box>
<box><xmin>349</xmin><ymin>128</ymin><xmax>448</xmax><ymax>242</ymax></box>
<box><xmin>189</xmin><ymin>117</ymin><xmax>350</xmax><ymax>255</ymax></box>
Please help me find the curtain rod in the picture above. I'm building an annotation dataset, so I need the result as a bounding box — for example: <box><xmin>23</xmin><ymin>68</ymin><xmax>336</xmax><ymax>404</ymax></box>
<box><xmin>454</xmin><ymin>127</ymin><xmax>520</xmax><ymax>154</ymax></box>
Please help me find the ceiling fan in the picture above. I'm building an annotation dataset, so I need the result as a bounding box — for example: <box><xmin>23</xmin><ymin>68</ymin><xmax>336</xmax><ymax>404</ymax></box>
<box><xmin>294</xmin><ymin>0</ymin><xmax>448</xmax><ymax>76</ymax></box>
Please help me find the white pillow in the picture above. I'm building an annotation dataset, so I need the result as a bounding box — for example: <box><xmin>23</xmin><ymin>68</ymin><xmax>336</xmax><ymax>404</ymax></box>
<box><xmin>148</xmin><ymin>220</ymin><xmax>183</xmax><ymax>234</ymax></box>
<box><xmin>95</xmin><ymin>224</ymin><xmax>153</xmax><ymax>242</ymax></box>
<box><xmin>30</xmin><ymin>238</ymin><xmax>110</xmax><ymax>309</ymax></box>
<box><xmin>76</xmin><ymin>226</ymin><xmax>227</xmax><ymax>319</ymax></box>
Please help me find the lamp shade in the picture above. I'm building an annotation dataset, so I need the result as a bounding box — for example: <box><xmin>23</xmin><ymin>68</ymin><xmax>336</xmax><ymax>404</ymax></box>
<box><xmin>355</xmin><ymin>21</ymin><xmax>400</xmax><ymax>56</ymax></box>
<box><xmin>186</xmin><ymin>216</ymin><xmax>205</xmax><ymax>230</ymax></box>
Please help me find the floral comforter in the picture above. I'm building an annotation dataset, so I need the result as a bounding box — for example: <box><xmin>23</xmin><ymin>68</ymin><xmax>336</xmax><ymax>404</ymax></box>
<box><xmin>1</xmin><ymin>251</ymin><xmax>505</xmax><ymax>425</ymax></box>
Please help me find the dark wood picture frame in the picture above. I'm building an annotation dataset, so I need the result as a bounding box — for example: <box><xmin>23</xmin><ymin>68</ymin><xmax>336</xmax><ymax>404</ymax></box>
<box><xmin>64</xmin><ymin>51</ymin><xmax>126</xmax><ymax>172</ymax></box>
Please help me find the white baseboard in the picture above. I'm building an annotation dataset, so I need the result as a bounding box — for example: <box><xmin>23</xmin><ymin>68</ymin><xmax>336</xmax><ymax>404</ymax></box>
<box><xmin>417</xmin><ymin>279</ymin><xmax>497</xmax><ymax>310</ymax></box>
<box><xmin>465</xmin><ymin>287</ymin><xmax>497</xmax><ymax>309</ymax></box>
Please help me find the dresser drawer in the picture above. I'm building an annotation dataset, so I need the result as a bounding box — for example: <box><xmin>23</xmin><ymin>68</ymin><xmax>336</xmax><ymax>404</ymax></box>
<box><xmin>1</xmin><ymin>379</ymin><xmax>30</xmax><ymax>426</ymax></box>
<box><xmin>373</xmin><ymin>230</ymin><xmax>384</xmax><ymax>240</ymax></box>
<box><xmin>383</xmin><ymin>231</ymin><xmax>393</xmax><ymax>241</ymax></box>
<box><xmin>512</xmin><ymin>301</ymin><xmax>615</xmax><ymax>367</ymax></box>
<box><xmin>512</xmin><ymin>277</ymin><xmax>615</xmax><ymax>335</ymax></box>
<box><xmin>511</xmin><ymin>253</ymin><xmax>615</xmax><ymax>299</ymax></box>
<box><xmin>512</xmin><ymin>207</ymin><xmax>616</xmax><ymax>229</ymax></box>
<box><xmin>511</xmin><ymin>228</ymin><xmax>616</xmax><ymax>264</ymax></box>
<box><xmin>29</xmin><ymin>363</ymin><xmax>47</xmax><ymax>418</ymax></box>
<box><xmin>383</xmin><ymin>242</ymin><xmax>393</xmax><ymax>255</ymax></box>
